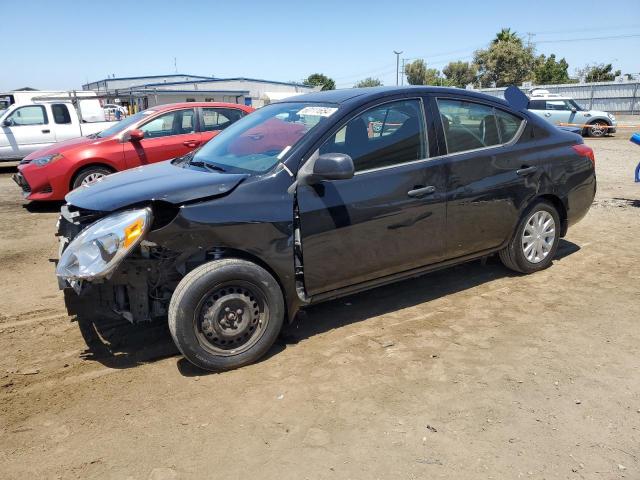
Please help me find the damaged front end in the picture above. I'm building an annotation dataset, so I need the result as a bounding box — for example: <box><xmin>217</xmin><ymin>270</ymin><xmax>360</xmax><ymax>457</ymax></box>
<box><xmin>56</xmin><ymin>203</ymin><xmax>185</xmax><ymax>323</ymax></box>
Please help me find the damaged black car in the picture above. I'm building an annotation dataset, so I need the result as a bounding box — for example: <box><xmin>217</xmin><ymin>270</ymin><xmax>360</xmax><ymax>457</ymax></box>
<box><xmin>56</xmin><ymin>86</ymin><xmax>596</xmax><ymax>371</ymax></box>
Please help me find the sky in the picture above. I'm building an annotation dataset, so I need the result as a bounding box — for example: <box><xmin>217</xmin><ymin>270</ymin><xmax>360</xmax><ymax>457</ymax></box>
<box><xmin>1</xmin><ymin>0</ymin><xmax>638</xmax><ymax>91</ymax></box>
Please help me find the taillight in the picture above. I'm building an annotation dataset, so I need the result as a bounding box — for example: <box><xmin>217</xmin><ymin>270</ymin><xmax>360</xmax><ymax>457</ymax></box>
<box><xmin>572</xmin><ymin>144</ymin><xmax>595</xmax><ymax>168</ymax></box>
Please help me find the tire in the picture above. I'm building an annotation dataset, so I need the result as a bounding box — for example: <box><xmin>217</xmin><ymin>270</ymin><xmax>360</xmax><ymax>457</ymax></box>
<box><xmin>499</xmin><ymin>200</ymin><xmax>561</xmax><ymax>274</ymax></box>
<box><xmin>168</xmin><ymin>258</ymin><xmax>285</xmax><ymax>372</ymax></box>
<box><xmin>72</xmin><ymin>166</ymin><xmax>112</xmax><ymax>189</ymax></box>
<box><xmin>586</xmin><ymin>120</ymin><xmax>609</xmax><ymax>138</ymax></box>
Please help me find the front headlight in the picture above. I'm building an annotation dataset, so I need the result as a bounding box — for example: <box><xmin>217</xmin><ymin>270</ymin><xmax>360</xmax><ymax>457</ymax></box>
<box><xmin>33</xmin><ymin>153</ymin><xmax>64</xmax><ymax>166</ymax></box>
<box><xmin>56</xmin><ymin>207</ymin><xmax>152</xmax><ymax>281</ymax></box>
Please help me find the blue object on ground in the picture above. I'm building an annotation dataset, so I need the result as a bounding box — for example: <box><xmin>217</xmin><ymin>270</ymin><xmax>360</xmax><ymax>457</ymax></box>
<box><xmin>633</xmin><ymin>133</ymin><xmax>640</xmax><ymax>182</ymax></box>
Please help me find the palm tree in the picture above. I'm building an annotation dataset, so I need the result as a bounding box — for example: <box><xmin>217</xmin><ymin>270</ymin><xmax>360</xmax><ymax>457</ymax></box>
<box><xmin>492</xmin><ymin>28</ymin><xmax>522</xmax><ymax>45</ymax></box>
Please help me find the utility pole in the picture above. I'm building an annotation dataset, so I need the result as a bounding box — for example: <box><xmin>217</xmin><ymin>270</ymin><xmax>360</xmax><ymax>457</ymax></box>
<box><xmin>526</xmin><ymin>32</ymin><xmax>536</xmax><ymax>48</ymax></box>
<box><xmin>393</xmin><ymin>50</ymin><xmax>403</xmax><ymax>86</ymax></box>
<box><xmin>401</xmin><ymin>58</ymin><xmax>407</xmax><ymax>85</ymax></box>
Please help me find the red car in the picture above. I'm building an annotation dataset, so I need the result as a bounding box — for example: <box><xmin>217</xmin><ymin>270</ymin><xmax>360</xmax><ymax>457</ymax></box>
<box><xmin>13</xmin><ymin>102</ymin><xmax>254</xmax><ymax>201</ymax></box>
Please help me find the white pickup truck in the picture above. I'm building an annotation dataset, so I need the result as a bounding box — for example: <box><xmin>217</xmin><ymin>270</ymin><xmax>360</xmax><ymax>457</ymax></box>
<box><xmin>0</xmin><ymin>101</ymin><xmax>116</xmax><ymax>161</ymax></box>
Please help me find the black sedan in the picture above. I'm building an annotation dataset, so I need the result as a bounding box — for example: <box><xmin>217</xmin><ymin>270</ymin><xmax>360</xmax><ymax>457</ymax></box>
<box><xmin>55</xmin><ymin>86</ymin><xmax>596</xmax><ymax>371</ymax></box>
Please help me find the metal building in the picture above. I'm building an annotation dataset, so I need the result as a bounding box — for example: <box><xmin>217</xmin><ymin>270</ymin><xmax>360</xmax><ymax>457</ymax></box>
<box><xmin>82</xmin><ymin>74</ymin><xmax>318</xmax><ymax>111</ymax></box>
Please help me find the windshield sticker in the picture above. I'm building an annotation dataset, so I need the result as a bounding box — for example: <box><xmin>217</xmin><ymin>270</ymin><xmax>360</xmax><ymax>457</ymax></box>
<box><xmin>297</xmin><ymin>106</ymin><xmax>338</xmax><ymax>117</ymax></box>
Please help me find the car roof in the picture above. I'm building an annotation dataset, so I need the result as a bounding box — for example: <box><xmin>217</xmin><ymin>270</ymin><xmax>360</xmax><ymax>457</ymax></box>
<box><xmin>149</xmin><ymin>102</ymin><xmax>253</xmax><ymax>112</ymax></box>
<box><xmin>282</xmin><ymin>86</ymin><xmax>512</xmax><ymax>108</ymax></box>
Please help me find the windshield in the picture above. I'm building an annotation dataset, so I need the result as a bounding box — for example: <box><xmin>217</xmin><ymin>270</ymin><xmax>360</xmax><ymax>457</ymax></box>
<box><xmin>192</xmin><ymin>102</ymin><xmax>339</xmax><ymax>174</ymax></box>
<box><xmin>96</xmin><ymin>109</ymin><xmax>155</xmax><ymax>138</ymax></box>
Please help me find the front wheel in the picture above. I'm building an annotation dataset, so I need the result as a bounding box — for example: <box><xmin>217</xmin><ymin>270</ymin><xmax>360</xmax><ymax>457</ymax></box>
<box><xmin>168</xmin><ymin>259</ymin><xmax>285</xmax><ymax>371</ymax></box>
<box><xmin>72</xmin><ymin>165</ymin><xmax>112</xmax><ymax>189</ymax></box>
<box><xmin>587</xmin><ymin>121</ymin><xmax>609</xmax><ymax>138</ymax></box>
<box><xmin>499</xmin><ymin>200</ymin><xmax>561</xmax><ymax>274</ymax></box>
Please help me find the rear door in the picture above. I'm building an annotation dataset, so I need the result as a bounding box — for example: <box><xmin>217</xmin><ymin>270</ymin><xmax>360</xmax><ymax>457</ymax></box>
<box><xmin>199</xmin><ymin>107</ymin><xmax>246</xmax><ymax>144</ymax></box>
<box><xmin>50</xmin><ymin>103</ymin><xmax>79</xmax><ymax>142</ymax></box>
<box><xmin>123</xmin><ymin>108</ymin><xmax>201</xmax><ymax>168</ymax></box>
<box><xmin>0</xmin><ymin>105</ymin><xmax>55</xmax><ymax>159</ymax></box>
<box><xmin>434</xmin><ymin>96</ymin><xmax>536</xmax><ymax>258</ymax></box>
<box><xmin>297</xmin><ymin>97</ymin><xmax>448</xmax><ymax>295</ymax></box>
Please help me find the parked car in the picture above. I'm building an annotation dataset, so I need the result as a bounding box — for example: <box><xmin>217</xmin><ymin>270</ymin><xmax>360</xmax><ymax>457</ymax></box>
<box><xmin>0</xmin><ymin>101</ymin><xmax>116</xmax><ymax>161</ymax></box>
<box><xmin>56</xmin><ymin>86</ymin><xmax>596</xmax><ymax>371</ymax></box>
<box><xmin>527</xmin><ymin>89</ymin><xmax>616</xmax><ymax>137</ymax></box>
<box><xmin>13</xmin><ymin>102</ymin><xmax>254</xmax><ymax>201</ymax></box>
<box><xmin>103</xmin><ymin>104</ymin><xmax>128</xmax><ymax>121</ymax></box>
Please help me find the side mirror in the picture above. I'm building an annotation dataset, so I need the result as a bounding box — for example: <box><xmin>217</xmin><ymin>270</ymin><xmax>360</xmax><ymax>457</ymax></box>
<box><xmin>129</xmin><ymin>129</ymin><xmax>144</xmax><ymax>141</ymax></box>
<box><xmin>571</xmin><ymin>107</ymin><xmax>577</xmax><ymax>113</ymax></box>
<box><xmin>287</xmin><ymin>151</ymin><xmax>355</xmax><ymax>195</ymax></box>
<box><xmin>312</xmin><ymin>153</ymin><xmax>355</xmax><ymax>182</ymax></box>
<box><xmin>3</xmin><ymin>119</ymin><xmax>12</xmax><ymax>127</ymax></box>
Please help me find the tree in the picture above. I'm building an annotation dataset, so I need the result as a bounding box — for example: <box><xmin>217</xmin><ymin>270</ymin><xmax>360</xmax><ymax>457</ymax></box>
<box><xmin>492</xmin><ymin>28</ymin><xmax>522</xmax><ymax>45</ymax></box>
<box><xmin>303</xmin><ymin>73</ymin><xmax>336</xmax><ymax>90</ymax></box>
<box><xmin>443</xmin><ymin>61</ymin><xmax>477</xmax><ymax>87</ymax></box>
<box><xmin>578</xmin><ymin>63</ymin><xmax>621</xmax><ymax>83</ymax></box>
<box><xmin>354</xmin><ymin>77</ymin><xmax>383</xmax><ymax>88</ymax></box>
<box><xmin>474</xmin><ymin>34</ymin><xmax>537</xmax><ymax>87</ymax></box>
<box><xmin>404</xmin><ymin>59</ymin><xmax>444</xmax><ymax>86</ymax></box>
<box><xmin>534</xmin><ymin>54</ymin><xmax>570</xmax><ymax>84</ymax></box>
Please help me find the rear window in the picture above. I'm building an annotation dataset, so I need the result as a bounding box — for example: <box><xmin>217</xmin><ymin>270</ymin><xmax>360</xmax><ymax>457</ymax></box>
<box><xmin>52</xmin><ymin>104</ymin><xmax>72</xmax><ymax>124</ymax></box>
<box><xmin>437</xmin><ymin>99</ymin><xmax>524</xmax><ymax>154</ymax></box>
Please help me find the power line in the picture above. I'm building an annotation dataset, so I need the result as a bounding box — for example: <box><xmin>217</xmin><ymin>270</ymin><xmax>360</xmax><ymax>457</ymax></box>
<box><xmin>531</xmin><ymin>24</ymin><xmax>640</xmax><ymax>36</ymax></box>
<box><xmin>537</xmin><ymin>33</ymin><xmax>640</xmax><ymax>43</ymax></box>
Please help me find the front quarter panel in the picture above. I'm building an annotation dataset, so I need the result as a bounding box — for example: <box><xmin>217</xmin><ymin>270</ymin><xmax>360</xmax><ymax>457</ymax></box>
<box><xmin>147</xmin><ymin>167</ymin><xmax>301</xmax><ymax>317</ymax></box>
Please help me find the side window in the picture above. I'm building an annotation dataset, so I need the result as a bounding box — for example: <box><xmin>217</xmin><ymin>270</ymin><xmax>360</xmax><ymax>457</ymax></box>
<box><xmin>201</xmin><ymin>108</ymin><xmax>244</xmax><ymax>132</ymax></box>
<box><xmin>528</xmin><ymin>100</ymin><xmax>545</xmax><ymax>110</ymax></box>
<box><xmin>140</xmin><ymin>109</ymin><xmax>195</xmax><ymax>138</ymax></box>
<box><xmin>495</xmin><ymin>109</ymin><xmax>524</xmax><ymax>143</ymax></box>
<box><xmin>545</xmin><ymin>100</ymin><xmax>568</xmax><ymax>111</ymax></box>
<box><xmin>438</xmin><ymin>99</ymin><xmax>518</xmax><ymax>154</ymax></box>
<box><xmin>319</xmin><ymin>99</ymin><xmax>426</xmax><ymax>172</ymax></box>
<box><xmin>52</xmin><ymin>104</ymin><xmax>71</xmax><ymax>124</ymax></box>
<box><xmin>6</xmin><ymin>105</ymin><xmax>48</xmax><ymax>126</ymax></box>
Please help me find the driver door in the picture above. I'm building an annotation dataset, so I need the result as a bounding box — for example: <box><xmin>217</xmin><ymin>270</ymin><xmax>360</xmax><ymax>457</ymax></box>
<box><xmin>0</xmin><ymin>105</ymin><xmax>55</xmax><ymax>159</ymax></box>
<box><xmin>123</xmin><ymin>108</ymin><xmax>201</xmax><ymax>168</ymax></box>
<box><xmin>297</xmin><ymin>98</ymin><xmax>447</xmax><ymax>295</ymax></box>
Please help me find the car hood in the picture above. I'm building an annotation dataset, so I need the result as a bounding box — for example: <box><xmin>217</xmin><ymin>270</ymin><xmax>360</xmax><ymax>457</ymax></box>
<box><xmin>23</xmin><ymin>135</ymin><xmax>104</xmax><ymax>159</ymax></box>
<box><xmin>65</xmin><ymin>160</ymin><xmax>248</xmax><ymax>212</ymax></box>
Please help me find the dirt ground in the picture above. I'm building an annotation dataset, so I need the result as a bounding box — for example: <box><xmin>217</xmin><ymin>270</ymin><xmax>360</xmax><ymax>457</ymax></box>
<box><xmin>0</xmin><ymin>133</ymin><xmax>639</xmax><ymax>480</ymax></box>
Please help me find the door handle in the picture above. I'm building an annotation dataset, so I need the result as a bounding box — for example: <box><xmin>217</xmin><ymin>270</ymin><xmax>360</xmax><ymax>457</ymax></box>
<box><xmin>516</xmin><ymin>166</ymin><xmax>538</xmax><ymax>176</ymax></box>
<box><xmin>407</xmin><ymin>185</ymin><xmax>436</xmax><ymax>198</ymax></box>
<box><xmin>42</xmin><ymin>129</ymin><xmax>50</xmax><ymax>133</ymax></box>
<box><xmin>544</xmin><ymin>113</ymin><xmax>552</xmax><ymax>117</ymax></box>
<box><xmin>183</xmin><ymin>140</ymin><xmax>201</xmax><ymax>148</ymax></box>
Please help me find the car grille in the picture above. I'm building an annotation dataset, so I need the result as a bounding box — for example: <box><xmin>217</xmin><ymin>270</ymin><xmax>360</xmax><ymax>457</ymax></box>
<box><xmin>40</xmin><ymin>185</ymin><xmax>52</xmax><ymax>194</ymax></box>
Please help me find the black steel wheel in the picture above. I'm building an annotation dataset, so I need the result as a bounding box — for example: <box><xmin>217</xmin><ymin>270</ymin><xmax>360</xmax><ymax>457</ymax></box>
<box><xmin>168</xmin><ymin>259</ymin><xmax>284</xmax><ymax>371</ymax></box>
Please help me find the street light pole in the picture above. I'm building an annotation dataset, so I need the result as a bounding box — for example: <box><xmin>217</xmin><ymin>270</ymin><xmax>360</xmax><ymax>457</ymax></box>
<box><xmin>393</xmin><ymin>50</ymin><xmax>403</xmax><ymax>86</ymax></box>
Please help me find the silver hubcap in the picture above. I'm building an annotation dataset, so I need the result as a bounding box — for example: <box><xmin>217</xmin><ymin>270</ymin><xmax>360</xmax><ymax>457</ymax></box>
<box><xmin>521</xmin><ymin>210</ymin><xmax>556</xmax><ymax>264</ymax></box>
<box><xmin>81</xmin><ymin>172</ymin><xmax>106</xmax><ymax>185</ymax></box>
<box><xmin>590</xmin><ymin>123</ymin><xmax>606</xmax><ymax>137</ymax></box>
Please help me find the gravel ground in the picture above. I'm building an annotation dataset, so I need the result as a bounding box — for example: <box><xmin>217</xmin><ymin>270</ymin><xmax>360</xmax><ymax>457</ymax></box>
<box><xmin>0</xmin><ymin>133</ymin><xmax>638</xmax><ymax>479</ymax></box>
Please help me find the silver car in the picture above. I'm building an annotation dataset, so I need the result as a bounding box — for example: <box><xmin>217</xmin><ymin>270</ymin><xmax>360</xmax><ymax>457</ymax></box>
<box><xmin>527</xmin><ymin>90</ymin><xmax>616</xmax><ymax>137</ymax></box>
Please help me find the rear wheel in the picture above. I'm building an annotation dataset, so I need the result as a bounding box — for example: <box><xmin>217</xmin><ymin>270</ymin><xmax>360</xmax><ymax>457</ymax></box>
<box><xmin>72</xmin><ymin>166</ymin><xmax>113</xmax><ymax>189</ymax></box>
<box><xmin>168</xmin><ymin>259</ymin><xmax>285</xmax><ymax>371</ymax></box>
<box><xmin>499</xmin><ymin>200</ymin><xmax>560</xmax><ymax>274</ymax></box>
<box><xmin>587</xmin><ymin>120</ymin><xmax>608</xmax><ymax>138</ymax></box>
